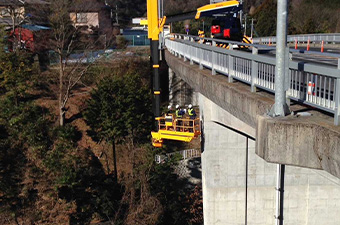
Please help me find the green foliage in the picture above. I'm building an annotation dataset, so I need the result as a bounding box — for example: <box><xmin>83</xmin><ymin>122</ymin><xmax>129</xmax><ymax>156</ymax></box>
<box><xmin>108</xmin><ymin>0</ymin><xmax>147</xmax><ymax>27</ymax></box>
<box><xmin>172</xmin><ymin>19</ymin><xmax>210</xmax><ymax>36</ymax></box>
<box><xmin>289</xmin><ymin>0</ymin><xmax>340</xmax><ymax>34</ymax></box>
<box><xmin>164</xmin><ymin>0</ymin><xmax>209</xmax><ymax>15</ymax></box>
<box><xmin>0</xmin><ymin>94</ymin><xmax>51</xmax><ymax>221</ymax></box>
<box><xmin>85</xmin><ymin>62</ymin><xmax>152</xmax><ymax>145</ymax></box>
<box><xmin>253</xmin><ymin>0</ymin><xmax>277</xmax><ymax>36</ymax></box>
<box><xmin>149</xmin><ymin>157</ymin><xmax>189</xmax><ymax>225</ymax></box>
<box><xmin>116</xmin><ymin>35</ymin><xmax>128</xmax><ymax>49</ymax></box>
<box><xmin>251</xmin><ymin>0</ymin><xmax>340</xmax><ymax>36</ymax></box>
<box><xmin>0</xmin><ymin>51</ymin><xmax>35</xmax><ymax>101</ymax></box>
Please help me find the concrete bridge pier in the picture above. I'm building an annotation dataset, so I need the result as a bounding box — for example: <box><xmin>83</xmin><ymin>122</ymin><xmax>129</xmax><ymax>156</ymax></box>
<box><xmin>199</xmin><ymin>93</ymin><xmax>340</xmax><ymax>225</ymax></box>
<box><xmin>165</xmin><ymin>48</ymin><xmax>340</xmax><ymax>225</ymax></box>
<box><xmin>169</xmin><ymin>68</ymin><xmax>198</xmax><ymax>107</ymax></box>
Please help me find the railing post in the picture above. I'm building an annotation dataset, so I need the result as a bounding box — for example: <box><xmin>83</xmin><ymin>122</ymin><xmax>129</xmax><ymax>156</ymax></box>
<box><xmin>285</xmin><ymin>49</ymin><xmax>292</xmax><ymax>106</ymax></box>
<box><xmin>190</xmin><ymin>38</ymin><xmax>194</xmax><ymax>65</ymax></box>
<box><xmin>212</xmin><ymin>41</ymin><xmax>216</xmax><ymax>75</ymax></box>
<box><xmin>184</xmin><ymin>44</ymin><xmax>187</xmax><ymax>62</ymax></box>
<box><xmin>199</xmin><ymin>48</ymin><xmax>203</xmax><ymax>70</ymax></box>
<box><xmin>334</xmin><ymin>58</ymin><xmax>340</xmax><ymax>125</ymax></box>
<box><xmin>251</xmin><ymin>47</ymin><xmax>258</xmax><ymax>92</ymax></box>
<box><xmin>228</xmin><ymin>44</ymin><xmax>234</xmax><ymax>83</ymax></box>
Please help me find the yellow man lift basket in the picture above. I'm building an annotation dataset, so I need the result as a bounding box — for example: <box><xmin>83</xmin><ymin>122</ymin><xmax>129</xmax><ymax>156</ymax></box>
<box><xmin>151</xmin><ymin>115</ymin><xmax>201</xmax><ymax>148</ymax></box>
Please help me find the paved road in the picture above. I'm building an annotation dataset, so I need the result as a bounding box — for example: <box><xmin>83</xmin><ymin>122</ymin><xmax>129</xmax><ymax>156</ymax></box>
<box><xmin>261</xmin><ymin>47</ymin><xmax>340</xmax><ymax>67</ymax></box>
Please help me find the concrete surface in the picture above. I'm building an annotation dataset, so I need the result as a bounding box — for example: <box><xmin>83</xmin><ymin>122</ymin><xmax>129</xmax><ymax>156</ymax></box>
<box><xmin>169</xmin><ymin>67</ymin><xmax>198</xmax><ymax>107</ymax></box>
<box><xmin>165</xmin><ymin>50</ymin><xmax>340</xmax><ymax>179</ymax></box>
<box><xmin>165</xmin><ymin>50</ymin><xmax>273</xmax><ymax>130</ymax></box>
<box><xmin>200</xmin><ymin>93</ymin><xmax>340</xmax><ymax>225</ymax></box>
<box><xmin>256</xmin><ymin>115</ymin><xmax>340</xmax><ymax>179</ymax></box>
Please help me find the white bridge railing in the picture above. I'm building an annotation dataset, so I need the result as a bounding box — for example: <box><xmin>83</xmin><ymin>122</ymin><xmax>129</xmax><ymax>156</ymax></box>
<box><xmin>165</xmin><ymin>34</ymin><xmax>340</xmax><ymax>125</ymax></box>
<box><xmin>253</xmin><ymin>33</ymin><xmax>340</xmax><ymax>45</ymax></box>
<box><xmin>155</xmin><ymin>149</ymin><xmax>201</xmax><ymax>164</ymax></box>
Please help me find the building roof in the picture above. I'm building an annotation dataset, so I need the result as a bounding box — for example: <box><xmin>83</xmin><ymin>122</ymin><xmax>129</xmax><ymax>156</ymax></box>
<box><xmin>0</xmin><ymin>0</ymin><xmax>24</xmax><ymax>7</ymax></box>
<box><xmin>0</xmin><ymin>17</ymin><xmax>13</xmax><ymax>25</ymax></box>
<box><xmin>0</xmin><ymin>0</ymin><xmax>49</xmax><ymax>6</ymax></box>
<box><xmin>20</xmin><ymin>24</ymin><xmax>50</xmax><ymax>31</ymax></box>
<box><xmin>69</xmin><ymin>0</ymin><xmax>111</xmax><ymax>12</ymax></box>
<box><xmin>24</xmin><ymin>0</ymin><xmax>50</xmax><ymax>4</ymax></box>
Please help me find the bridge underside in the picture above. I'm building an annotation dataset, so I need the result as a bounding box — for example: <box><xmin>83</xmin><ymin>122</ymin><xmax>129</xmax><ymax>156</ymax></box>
<box><xmin>165</xmin><ymin>49</ymin><xmax>340</xmax><ymax>224</ymax></box>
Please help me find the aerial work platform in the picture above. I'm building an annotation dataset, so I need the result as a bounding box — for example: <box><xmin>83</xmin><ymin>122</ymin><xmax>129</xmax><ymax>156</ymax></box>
<box><xmin>151</xmin><ymin>115</ymin><xmax>201</xmax><ymax>148</ymax></box>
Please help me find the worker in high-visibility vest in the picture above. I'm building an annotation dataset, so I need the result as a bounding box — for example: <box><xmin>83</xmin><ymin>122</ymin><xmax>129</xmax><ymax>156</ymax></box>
<box><xmin>187</xmin><ymin>104</ymin><xmax>196</xmax><ymax>119</ymax></box>
<box><xmin>175</xmin><ymin>104</ymin><xmax>185</xmax><ymax>131</ymax></box>
<box><xmin>198</xmin><ymin>30</ymin><xmax>205</xmax><ymax>44</ymax></box>
<box><xmin>175</xmin><ymin>104</ymin><xmax>185</xmax><ymax>118</ymax></box>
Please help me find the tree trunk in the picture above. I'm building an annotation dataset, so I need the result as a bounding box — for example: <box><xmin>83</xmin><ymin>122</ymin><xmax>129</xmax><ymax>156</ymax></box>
<box><xmin>59</xmin><ymin>55</ymin><xmax>65</xmax><ymax>126</ymax></box>
<box><xmin>112</xmin><ymin>139</ymin><xmax>118</xmax><ymax>183</ymax></box>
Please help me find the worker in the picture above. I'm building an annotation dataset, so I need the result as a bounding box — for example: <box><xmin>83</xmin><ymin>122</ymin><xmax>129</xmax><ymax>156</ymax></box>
<box><xmin>167</xmin><ymin>105</ymin><xmax>173</xmax><ymax>114</ymax></box>
<box><xmin>175</xmin><ymin>104</ymin><xmax>185</xmax><ymax>131</ymax></box>
<box><xmin>165</xmin><ymin>105</ymin><xmax>174</xmax><ymax>127</ymax></box>
<box><xmin>175</xmin><ymin>104</ymin><xmax>185</xmax><ymax>118</ymax></box>
<box><xmin>198</xmin><ymin>30</ymin><xmax>205</xmax><ymax>44</ymax></box>
<box><xmin>188</xmin><ymin>104</ymin><xmax>196</xmax><ymax>119</ymax></box>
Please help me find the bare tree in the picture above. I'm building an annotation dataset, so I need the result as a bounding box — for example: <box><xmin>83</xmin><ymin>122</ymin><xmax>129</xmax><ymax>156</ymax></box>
<box><xmin>1</xmin><ymin>1</ymin><xmax>28</xmax><ymax>50</ymax></box>
<box><xmin>49</xmin><ymin>0</ymin><xmax>101</xmax><ymax>126</ymax></box>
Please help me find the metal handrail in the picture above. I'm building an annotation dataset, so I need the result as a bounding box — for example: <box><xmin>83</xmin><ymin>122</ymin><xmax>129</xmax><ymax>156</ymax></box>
<box><xmin>253</xmin><ymin>33</ymin><xmax>340</xmax><ymax>44</ymax></box>
<box><xmin>165</xmin><ymin>35</ymin><xmax>340</xmax><ymax>125</ymax></box>
<box><xmin>155</xmin><ymin>149</ymin><xmax>201</xmax><ymax>164</ymax></box>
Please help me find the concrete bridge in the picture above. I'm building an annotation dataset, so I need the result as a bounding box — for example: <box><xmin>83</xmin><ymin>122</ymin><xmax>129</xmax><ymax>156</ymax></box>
<box><xmin>164</xmin><ymin>36</ymin><xmax>340</xmax><ymax>225</ymax></box>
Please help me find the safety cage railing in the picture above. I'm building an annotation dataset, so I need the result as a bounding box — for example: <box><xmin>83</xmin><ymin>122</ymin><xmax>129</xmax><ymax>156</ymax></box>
<box><xmin>165</xmin><ymin>34</ymin><xmax>340</xmax><ymax>125</ymax></box>
<box><xmin>158</xmin><ymin>117</ymin><xmax>200</xmax><ymax>133</ymax></box>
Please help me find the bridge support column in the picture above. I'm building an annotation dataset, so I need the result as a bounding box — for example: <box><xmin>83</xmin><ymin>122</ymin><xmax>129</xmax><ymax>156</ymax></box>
<box><xmin>198</xmin><ymin>93</ymin><xmax>340</xmax><ymax>225</ymax></box>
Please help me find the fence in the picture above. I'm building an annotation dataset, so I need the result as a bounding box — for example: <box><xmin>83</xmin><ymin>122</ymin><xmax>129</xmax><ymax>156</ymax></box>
<box><xmin>123</xmin><ymin>35</ymin><xmax>150</xmax><ymax>46</ymax></box>
<box><xmin>165</xmin><ymin>34</ymin><xmax>340</xmax><ymax>125</ymax></box>
<box><xmin>155</xmin><ymin>149</ymin><xmax>201</xmax><ymax>164</ymax></box>
<box><xmin>253</xmin><ymin>33</ymin><xmax>340</xmax><ymax>45</ymax></box>
<box><xmin>48</xmin><ymin>49</ymin><xmax>117</xmax><ymax>65</ymax></box>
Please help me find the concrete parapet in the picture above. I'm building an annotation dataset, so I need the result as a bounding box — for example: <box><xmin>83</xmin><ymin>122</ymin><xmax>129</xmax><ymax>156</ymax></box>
<box><xmin>256</xmin><ymin>114</ymin><xmax>340</xmax><ymax>179</ymax></box>
<box><xmin>165</xmin><ymin>51</ymin><xmax>274</xmax><ymax>130</ymax></box>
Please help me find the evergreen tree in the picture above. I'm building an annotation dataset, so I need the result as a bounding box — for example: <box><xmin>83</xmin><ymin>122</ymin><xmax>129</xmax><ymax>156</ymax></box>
<box><xmin>84</xmin><ymin>65</ymin><xmax>152</xmax><ymax>179</ymax></box>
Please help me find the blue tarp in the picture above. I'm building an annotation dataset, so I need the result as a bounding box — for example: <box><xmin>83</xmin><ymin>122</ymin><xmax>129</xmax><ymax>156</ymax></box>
<box><xmin>20</xmin><ymin>25</ymin><xmax>51</xmax><ymax>31</ymax></box>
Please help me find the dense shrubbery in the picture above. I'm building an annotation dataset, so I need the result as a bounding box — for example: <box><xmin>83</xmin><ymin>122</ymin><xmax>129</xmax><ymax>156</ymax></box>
<box><xmin>252</xmin><ymin>0</ymin><xmax>340</xmax><ymax>36</ymax></box>
<box><xmin>0</xmin><ymin>46</ymin><xmax>203</xmax><ymax>224</ymax></box>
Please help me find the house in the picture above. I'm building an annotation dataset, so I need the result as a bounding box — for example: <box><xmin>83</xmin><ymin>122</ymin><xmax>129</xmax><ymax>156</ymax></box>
<box><xmin>69</xmin><ymin>0</ymin><xmax>113</xmax><ymax>41</ymax></box>
<box><xmin>0</xmin><ymin>0</ymin><xmax>49</xmax><ymax>30</ymax></box>
<box><xmin>0</xmin><ymin>0</ymin><xmax>25</xmax><ymax>30</ymax></box>
<box><xmin>9</xmin><ymin>24</ymin><xmax>51</xmax><ymax>52</ymax></box>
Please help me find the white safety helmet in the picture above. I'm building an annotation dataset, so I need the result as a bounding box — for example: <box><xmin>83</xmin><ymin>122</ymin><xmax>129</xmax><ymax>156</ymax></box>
<box><xmin>168</xmin><ymin>105</ymin><xmax>172</xmax><ymax>110</ymax></box>
<box><xmin>188</xmin><ymin>104</ymin><xmax>193</xmax><ymax>109</ymax></box>
<box><xmin>176</xmin><ymin>104</ymin><xmax>180</xmax><ymax>109</ymax></box>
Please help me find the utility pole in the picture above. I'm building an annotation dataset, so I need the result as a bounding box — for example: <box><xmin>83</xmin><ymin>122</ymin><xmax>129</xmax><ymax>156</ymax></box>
<box><xmin>269</xmin><ymin>0</ymin><xmax>290</xmax><ymax>117</ymax></box>
<box><xmin>251</xmin><ymin>18</ymin><xmax>254</xmax><ymax>38</ymax></box>
<box><xmin>115</xmin><ymin>5</ymin><xmax>119</xmax><ymax>24</ymax></box>
<box><xmin>269</xmin><ymin>0</ymin><xmax>290</xmax><ymax>225</ymax></box>
<box><xmin>239</xmin><ymin>0</ymin><xmax>243</xmax><ymax>26</ymax></box>
<box><xmin>244</xmin><ymin>14</ymin><xmax>247</xmax><ymax>36</ymax></box>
